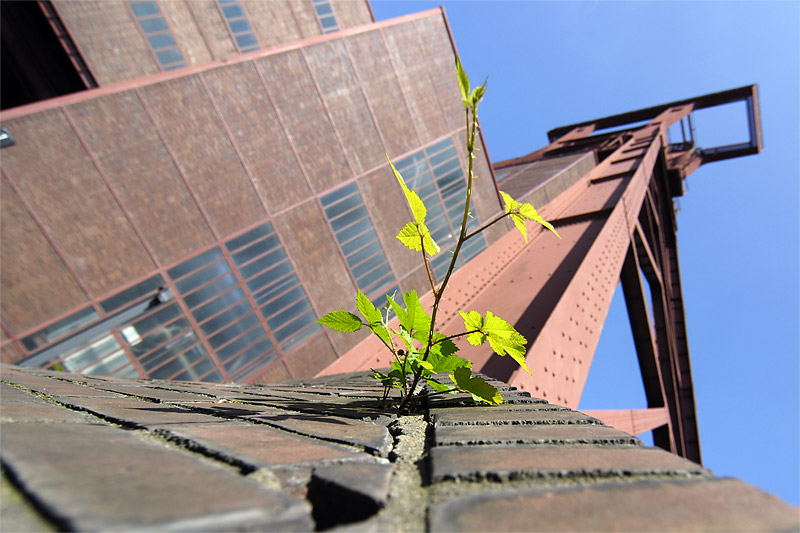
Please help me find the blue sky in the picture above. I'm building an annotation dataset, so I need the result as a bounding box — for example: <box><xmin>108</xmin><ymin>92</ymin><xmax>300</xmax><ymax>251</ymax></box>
<box><xmin>371</xmin><ymin>1</ymin><xmax>799</xmax><ymax>505</ymax></box>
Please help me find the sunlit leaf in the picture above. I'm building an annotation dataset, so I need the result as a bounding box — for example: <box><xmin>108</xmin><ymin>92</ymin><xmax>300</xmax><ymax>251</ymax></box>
<box><xmin>451</xmin><ymin>366</ymin><xmax>503</xmax><ymax>404</ymax></box>
<box><xmin>396</xmin><ymin>222</ymin><xmax>439</xmax><ymax>256</ymax></box>
<box><xmin>316</xmin><ymin>311</ymin><xmax>363</xmax><ymax>332</ymax></box>
<box><xmin>456</xmin><ymin>57</ymin><xmax>471</xmax><ymax>108</ymax></box>
<box><xmin>388</xmin><ymin>155</ymin><xmax>427</xmax><ymax>224</ymax></box>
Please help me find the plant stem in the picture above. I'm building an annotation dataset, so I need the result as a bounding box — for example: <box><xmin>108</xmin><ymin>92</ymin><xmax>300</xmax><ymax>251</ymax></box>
<box><xmin>464</xmin><ymin>211</ymin><xmax>512</xmax><ymax>241</ymax></box>
<box><xmin>398</xmin><ymin>104</ymin><xmax>479</xmax><ymax>412</ymax></box>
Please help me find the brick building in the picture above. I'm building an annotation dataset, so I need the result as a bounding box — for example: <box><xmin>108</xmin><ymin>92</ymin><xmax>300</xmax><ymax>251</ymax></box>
<box><xmin>1</xmin><ymin>1</ymin><xmax>505</xmax><ymax>384</ymax></box>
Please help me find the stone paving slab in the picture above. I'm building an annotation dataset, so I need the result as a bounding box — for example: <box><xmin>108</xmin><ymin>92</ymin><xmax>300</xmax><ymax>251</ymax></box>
<box><xmin>52</xmin><ymin>395</ymin><xmax>230</xmax><ymax>427</ymax></box>
<box><xmin>177</xmin><ymin>401</ymin><xmax>393</xmax><ymax>456</ymax></box>
<box><xmin>434</xmin><ymin>421</ymin><xmax>641</xmax><ymax>446</ymax></box>
<box><xmin>429</xmin><ymin>445</ymin><xmax>710</xmax><ymax>482</ymax></box>
<box><xmin>431</xmin><ymin>405</ymin><xmax>598</xmax><ymax>426</ymax></box>
<box><xmin>0</xmin><ymin>370</ymin><xmax>120</xmax><ymax>397</ymax></box>
<box><xmin>2</xmin><ymin>365</ymin><xmax>796</xmax><ymax>532</ymax></box>
<box><xmin>429</xmin><ymin>477</ymin><xmax>800</xmax><ymax>532</ymax></box>
<box><xmin>160</xmin><ymin>421</ymin><xmax>368</xmax><ymax>468</ymax></box>
<box><xmin>0</xmin><ymin>422</ymin><xmax>313</xmax><ymax>531</ymax></box>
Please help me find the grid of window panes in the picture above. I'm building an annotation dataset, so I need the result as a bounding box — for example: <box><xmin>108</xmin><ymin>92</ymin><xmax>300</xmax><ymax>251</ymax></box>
<box><xmin>167</xmin><ymin>247</ymin><xmax>272</xmax><ymax>382</ymax></box>
<box><xmin>312</xmin><ymin>0</ymin><xmax>339</xmax><ymax>34</ymax></box>
<box><xmin>394</xmin><ymin>138</ymin><xmax>487</xmax><ymax>281</ymax></box>
<box><xmin>224</xmin><ymin>222</ymin><xmax>320</xmax><ymax>354</ymax></box>
<box><xmin>320</xmin><ymin>184</ymin><xmax>398</xmax><ymax>306</ymax></box>
<box><xmin>127</xmin><ymin>1</ymin><xmax>187</xmax><ymax>71</ymax></box>
<box><xmin>217</xmin><ymin>0</ymin><xmax>259</xmax><ymax>53</ymax></box>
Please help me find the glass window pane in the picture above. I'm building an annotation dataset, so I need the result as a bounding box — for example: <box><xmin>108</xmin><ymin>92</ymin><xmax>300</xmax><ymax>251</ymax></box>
<box><xmin>226</xmin><ymin>223</ymin><xmax>271</xmax><ymax>252</ymax></box>
<box><xmin>319</xmin><ymin>15</ymin><xmax>337</xmax><ymax>30</ymax></box>
<box><xmin>341</xmin><ymin>229</ymin><xmax>377</xmax><ymax>256</ymax></box>
<box><xmin>208</xmin><ymin>313</ymin><xmax>259</xmax><ymax>348</ymax></box>
<box><xmin>168</xmin><ymin>248</ymin><xmax>222</xmax><ymax>280</ymax></box>
<box><xmin>228</xmin><ymin>19</ymin><xmax>250</xmax><ymax>33</ymax></box>
<box><xmin>278</xmin><ymin>322</ymin><xmax>319</xmax><ymax>353</ymax></box>
<box><xmin>239</xmin><ymin>252</ymin><xmax>286</xmax><ymax>281</ymax></box>
<box><xmin>22</xmin><ymin>307</ymin><xmax>99</xmax><ymax>351</ymax></box>
<box><xmin>82</xmin><ymin>350</ymin><xmax>130</xmax><ymax>376</ymax></box>
<box><xmin>273</xmin><ymin>310</ymin><xmax>316</xmax><ymax>343</ymax></box>
<box><xmin>201</xmin><ymin>370</ymin><xmax>223</xmax><ymax>383</ymax></box>
<box><xmin>245</xmin><ymin>262</ymin><xmax>292</xmax><ymax>293</ymax></box>
<box><xmin>155</xmin><ymin>48</ymin><xmax>185</xmax><ymax>67</ymax></box>
<box><xmin>114</xmin><ymin>365</ymin><xmax>141</xmax><ymax>379</ymax></box>
<box><xmin>266</xmin><ymin>300</ymin><xmax>310</xmax><ymax>331</ymax></box>
<box><xmin>235</xmin><ymin>33</ymin><xmax>258</xmax><ymax>50</ymax></box>
<box><xmin>320</xmin><ymin>183</ymin><xmax>357</xmax><ymax>206</ymax></box>
<box><xmin>199</xmin><ymin>301</ymin><xmax>252</xmax><ymax>336</ymax></box>
<box><xmin>260</xmin><ymin>286</ymin><xmax>305</xmax><ymax>319</ymax></box>
<box><xmin>128</xmin><ymin>304</ymin><xmax>182</xmax><ymax>339</ymax></box>
<box><xmin>139</xmin><ymin>17</ymin><xmax>167</xmax><ymax>33</ymax></box>
<box><xmin>218</xmin><ymin>327</ymin><xmax>268</xmax><ymax>362</ymax></box>
<box><xmin>129</xmin><ymin>318</ymin><xmax>190</xmax><ymax>358</ymax></box>
<box><xmin>221</xmin><ymin>4</ymin><xmax>244</xmax><ymax>19</ymax></box>
<box><xmin>139</xmin><ymin>331</ymin><xmax>198</xmax><ymax>370</ymax></box>
<box><xmin>129</xmin><ymin>1</ymin><xmax>159</xmax><ymax>17</ymax></box>
<box><xmin>425</xmin><ymin>137</ymin><xmax>453</xmax><ymax>157</ymax></box>
<box><xmin>252</xmin><ymin>275</ymin><xmax>296</xmax><ymax>307</ymax></box>
<box><xmin>224</xmin><ymin>340</ymin><xmax>274</xmax><ymax>374</ymax></box>
<box><xmin>147</xmin><ymin>33</ymin><xmax>176</xmax><ymax>50</ymax></box>
<box><xmin>231</xmin><ymin>235</ymin><xmax>280</xmax><ymax>266</ymax></box>
<box><xmin>149</xmin><ymin>346</ymin><xmax>205</xmax><ymax>379</ymax></box>
<box><xmin>429</xmin><ymin>147</ymin><xmax>458</xmax><ymax>168</ymax></box>
<box><xmin>101</xmin><ymin>275</ymin><xmax>164</xmax><ymax>313</ymax></box>
<box><xmin>62</xmin><ymin>335</ymin><xmax>120</xmax><ymax>372</ymax></box>
<box><xmin>323</xmin><ymin>193</ymin><xmax>361</xmax><ymax>221</ymax></box>
<box><xmin>173</xmin><ymin>357</ymin><xmax>215</xmax><ymax>382</ymax></box>
<box><xmin>346</xmin><ymin>241</ymin><xmax>380</xmax><ymax>268</ymax></box>
<box><xmin>352</xmin><ymin>254</ymin><xmax>384</xmax><ymax>280</ymax></box>
<box><xmin>330</xmin><ymin>206</ymin><xmax>368</xmax><ymax>233</ymax></box>
<box><xmin>183</xmin><ymin>273</ymin><xmax>238</xmax><ymax>308</ymax></box>
<box><xmin>191</xmin><ymin>288</ymin><xmax>245</xmax><ymax>324</ymax></box>
<box><xmin>314</xmin><ymin>3</ymin><xmax>332</xmax><ymax>16</ymax></box>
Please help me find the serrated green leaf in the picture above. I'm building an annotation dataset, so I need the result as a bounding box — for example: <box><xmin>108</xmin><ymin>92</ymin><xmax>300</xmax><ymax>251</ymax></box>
<box><xmin>385</xmin><ymin>293</ymin><xmax>408</xmax><ymax>330</ymax></box>
<box><xmin>499</xmin><ymin>191</ymin><xmax>519</xmax><ymax>214</ymax></box>
<box><xmin>396</xmin><ymin>222</ymin><xmax>439</xmax><ymax>256</ymax></box>
<box><xmin>404</xmin><ymin>290</ymin><xmax>431</xmax><ymax>336</ymax></box>
<box><xmin>429</xmin><ymin>347</ymin><xmax>470</xmax><ymax>374</ymax></box>
<box><xmin>482</xmin><ymin>312</ymin><xmax>530</xmax><ymax>374</ymax></box>
<box><xmin>519</xmin><ymin>203</ymin><xmax>561</xmax><ymax>239</ymax></box>
<box><xmin>316</xmin><ymin>311</ymin><xmax>363</xmax><ymax>332</ymax></box>
<box><xmin>460</xmin><ymin>310</ymin><xmax>483</xmax><ymax>331</ymax></box>
<box><xmin>509</xmin><ymin>212</ymin><xmax>528</xmax><ymax>242</ymax></box>
<box><xmin>456</xmin><ymin>57</ymin><xmax>471</xmax><ymax>108</ymax></box>
<box><xmin>417</xmin><ymin>360</ymin><xmax>434</xmax><ymax>372</ymax></box>
<box><xmin>451</xmin><ymin>366</ymin><xmax>503</xmax><ymax>404</ymax></box>
<box><xmin>470</xmin><ymin>77</ymin><xmax>487</xmax><ymax>106</ymax></box>
<box><xmin>388</xmin><ymin>155</ymin><xmax>427</xmax><ymax>224</ymax></box>
<box><xmin>357</xmin><ymin>290</ymin><xmax>382</xmax><ymax>326</ymax></box>
<box><xmin>427</xmin><ymin>378</ymin><xmax>453</xmax><ymax>393</ymax></box>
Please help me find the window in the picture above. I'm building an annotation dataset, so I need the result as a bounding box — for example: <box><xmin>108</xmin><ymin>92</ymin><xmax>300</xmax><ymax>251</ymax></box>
<box><xmin>312</xmin><ymin>0</ymin><xmax>339</xmax><ymax>34</ymax></box>
<box><xmin>394</xmin><ymin>138</ymin><xmax>487</xmax><ymax>281</ymax></box>
<box><xmin>224</xmin><ymin>222</ymin><xmax>320</xmax><ymax>355</ymax></box>
<box><xmin>128</xmin><ymin>1</ymin><xmax>187</xmax><ymax>71</ymax></box>
<box><xmin>217</xmin><ymin>0</ymin><xmax>259</xmax><ymax>53</ymax></box>
<box><xmin>320</xmin><ymin>184</ymin><xmax>398</xmax><ymax>307</ymax></box>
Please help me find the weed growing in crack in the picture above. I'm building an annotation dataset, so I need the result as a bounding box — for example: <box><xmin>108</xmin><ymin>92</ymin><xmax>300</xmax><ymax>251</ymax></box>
<box><xmin>317</xmin><ymin>59</ymin><xmax>560</xmax><ymax>412</ymax></box>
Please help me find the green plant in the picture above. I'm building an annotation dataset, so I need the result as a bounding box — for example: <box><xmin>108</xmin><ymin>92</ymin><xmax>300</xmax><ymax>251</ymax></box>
<box><xmin>317</xmin><ymin>59</ymin><xmax>560</xmax><ymax>412</ymax></box>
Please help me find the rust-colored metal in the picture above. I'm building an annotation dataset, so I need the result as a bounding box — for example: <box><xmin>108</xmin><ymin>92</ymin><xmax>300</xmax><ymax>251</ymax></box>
<box><xmin>582</xmin><ymin>408</ymin><xmax>670</xmax><ymax>436</ymax></box>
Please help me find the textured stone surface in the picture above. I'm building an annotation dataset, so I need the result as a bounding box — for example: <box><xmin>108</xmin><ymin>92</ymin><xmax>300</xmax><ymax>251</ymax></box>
<box><xmin>0</xmin><ymin>422</ymin><xmax>312</xmax><ymax>531</ymax></box>
<box><xmin>429</xmin><ymin>444</ymin><xmax>709</xmax><ymax>482</ymax></box>
<box><xmin>434</xmin><ymin>422</ymin><xmax>642</xmax><ymax>446</ymax></box>
<box><xmin>429</xmin><ymin>478</ymin><xmax>800</xmax><ymax>532</ymax></box>
<box><xmin>1</xmin><ymin>365</ymin><xmax>796</xmax><ymax>532</ymax></box>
